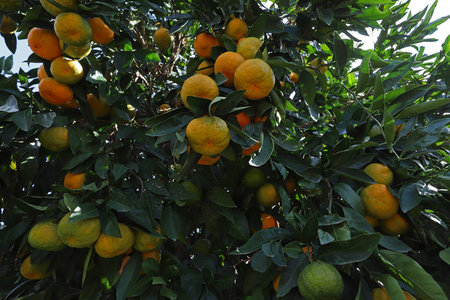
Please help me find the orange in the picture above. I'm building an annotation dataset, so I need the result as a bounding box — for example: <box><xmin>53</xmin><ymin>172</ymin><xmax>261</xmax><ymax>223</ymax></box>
<box><xmin>254</xmin><ymin>115</ymin><xmax>268</xmax><ymax>123</ymax></box>
<box><xmin>141</xmin><ymin>249</ymin><xmax>161</xmax><ymax>274</ymax></box>
<box><xmin>196</xmin><ymin>60</ymin><xmax>214</xmax><ymax>76</ymax></box>
<box><xmin>50</xmin><ymin>56</ymin><xmax>84</xmax><ymax>85</ymax></box>
<box><xmin>363</xmin><ymin>163</ymin><xmax>394</xmax><ymax>186</ymax></box>
<box><xmin>261</xmin><ymin>213</ymin><xmax>279</xmax><ymax>230</ymax></box>
<box><xmin>40</xmin><ymin>0</ymin><xmax>78</xmax><ymax>17</ymax></box>
<box><xmin>187</xmin><ymin>146</ymin><xmax>221</xmax><ymax>165</ymax></box>
<box><xmin>225</xmin><ymin>18</ymin><xmax>248</xmax><ymax>41</ymax></box>
<box><xmin>180</xmin><ymin>74</ymin><xmax>219</xmax><ymax>109</ymax></box>
<box><xmin>88</xmin><ymin>17</ymin><xmax>114</xmax><ymax>45</ymax></box>
<box><xmin>159</xmin><ymin>103</ymin><xmax>171</xmax><ymax>112</ymax></box>
<box><xmin>28</xmin><ymin>221</ymin><xmax>66</xmax><ymax>251</ymax></box>
<box><xmin>234</xmin><ymin>59</ymin><xmax>275</xmax><ymax>100</ymax></box>
<box><xmin>186</xmin><ymin>115</ymin><xmax>230</xmax><ymax>156</ymax></box>
<box><xmin>153</xmin><ymin>27</ymin><xmax>173</xmax><ymax>50</ymax></box>
<box><xmin>236</xmin><ymin>37</ymin><xmax>263</xmax><ymax>60</ymax></box>
<box><xmin>242</xmin><ymin>142</ymin><xmax>260</xmax><ymax>156</ymax></box>
<box><xmin>63</xmin><ymin>171</ymin><xmax>86</xmax><ymax>190</ymax></box>
<box><xmin>364</xmin><ymin>215</ymin><xmax>379</xmax><ymax>228</ymax></box>
<box><xmin>395</xmin><ymin>124</ymin><xmax>405</xmax><ymax>136</ymax></box>
<box><xmin>309</xmin><ymin>59</ymin><xmax>327</xmax><ymax>75</ymax></box>
<box><xmin>360</xmin><ymin>184</ymin><xmax>399</xmax><ymax>220</ymax></box>
<box><xmin>302</xmin><ymin>246</ymin><xmax>314</xmax><ymax>261</ymax></box>
<box><xmin>56</xmin><ymin>212</ymin><xmax>101</xmax><ymax>248</ymax></box>
<box><xmin>95</xmin><ymin>223</ymin><xmax>135</xmax><ymax>258</ymax></box>
<box><xmin>54</xmin><ymin>12</ymin><xmax>92</xmax><ymax>46</ymax></box>
<box><xmin>236</xmin><ymin>37</ymin><xmax>246</xmax><ymax>46</ymax></box>
<box><xmin>289</xmin><ymin>72</ymin><xmax>299</xmax><ymax>83</ymax></box>
<box><xmin>59</xmin><ymin>40</ymin><xmax>91</xmax><ymax>59</ymax></box>
<box><xmin>133</xmin><ymin>224</ymin><xmax>164</xmax><ymax>252</ymax></box>
<box><xmin>27</xmin><ymin>28</ymin><xmax>63</xmax><ymax>61</ymax></box>
<box><xmin>371</xmin><ymin>287</ymin><xmax>417</xmax><ymax>300</ymax></box>
<box><xmin>285</xmin><ymin>175</ymin><xmax>296</xmax><ymax>194</ymax></box>
<box><xmin>236</xmin><ymin>111</ymin><xmax>251</xmax><ymax>129</ymax></box>
<box><xmin>298</xmin><ymin>261</ymin><xmax>343</xmax><ymax>300</ymax></box>
<box><xmin>39</xmin><ymin>77</ymin><xmax>73</xmax><ymax>106</ymax></box>
<box><xmin>0</xmin><ymin>0</ymin><xmax>22</xmax><ymax>12</ymax></box>
<box><xmin>242</xmin><ymin>168</ymin><xmax>266</xmax><ymax>189</ymax></box>
<box><xmin>272</xmin><ymin>273</ymin><xmax>281</xmax><ymax>291</ymax></box>
<box><xmin>37</xmin><ymin>64</ymin><xmax>48</xmax><ymax>81</ymax></box>
<box><xmin>20</xmin><ymin>255</ymin><xmax>51</xmax><ymax>280</ymax></box>
<box><xmin>87</xmin><ymin>93</ymin><xmax>111</xmax><ymax>118</ymax></box>
<box><xmin>214</xmin><ymin>51</ymin><xmax>245</xmax><ymax>88</ymax></box>
<box><xmin>193</xmin><ymin>32</ymin><xmax>220</xmax><ymax>59</ymax></box>
<box><xmin>59</xmin><ymin>98</ymin><xmax>79</xmax><ymax>108</ymax></box>
<box><xmin>38</xmin><ymin>127</ymin><xmax>69</xmax><ymax>152</ymax></box>
<box><xmin>0</xmin><ymin>16</ymin><xmax>17</xmax><ymax>34</ymax></box>
<box><xmin>256</xmin><ymin>183</ymin><xmax>281</xmax><ymax>207</ymax></box>
<box><xmin>279</xmin><ymin>81</ymin><xmax>284</xmax><ymax>89</ymax></box>
<box><xmin>379</xmin><ymin>213</ymin><xmax>410</xmax><ymax>235</ymax></box>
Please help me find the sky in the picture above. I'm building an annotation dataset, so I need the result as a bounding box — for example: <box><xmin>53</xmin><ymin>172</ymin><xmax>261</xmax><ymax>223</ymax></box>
<box><xmin>0</xmin><ymin>0</ymin><xmax>449</xmax><ymax>73</ymax></box>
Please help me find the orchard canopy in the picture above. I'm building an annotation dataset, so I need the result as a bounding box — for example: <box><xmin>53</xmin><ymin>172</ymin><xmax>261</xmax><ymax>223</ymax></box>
<box><xmin>0</xmin><ymin>0</ymin><xmax>450</xmax><ymax>299</ymax></box>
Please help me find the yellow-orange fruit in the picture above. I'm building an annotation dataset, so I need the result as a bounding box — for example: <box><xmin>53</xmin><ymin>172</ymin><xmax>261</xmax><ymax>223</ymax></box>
<box><xmin>180</xmin><ymin>74</ymin><xmax>219</xmax><ymax>109</ymax></box>
<box><xmin>87</xmin><ymin>93</ymin><xmax>111</xmax><ymax>118</ymax></box>
<box><xmin>54</xmin><ymin>12</ymin><xmax>92</xmax><ymax>47</ymax></box>
<box><xmin>63</xmin><ymin>171</ymin><xmax>86</xmax><ymax>190</ymax></box>
<box><xmin>225</xmin><ymin>18</ymin><xmax>248</xmax><ymax>41</ymax></box>
<box><xmin>40</xmin><ymin>0</ymin><xmax>78</xmax><ymax>17</ymax></box>
<box><xmin>360</xmin><ymin>184</ymin><xmax>399</xmax><ymax>220</ymax></box>
<box><xmin>193</xmin><ymin>32</ymin><xmax>220</xmax><ymax>59</ymax></box>
<box><xmin>27</xmin><ymin>28</ymin><xmax>63</xmax><ymax>61</ymax></box>
<box><xmin>39</xmin><ymin>77</ymin><xmax>73</xmax><ymax>106</ymax></box>
<box><xmin>234</xmin><ymin>59</ymin><xmax>275</xmax><ymax>100</ymax></box>
<box><xmin>50</xmin><ymin>56</ymin><xmax>84</xmax><ymax>85</ymax></box>
<box><xmin>214</xmin><ymin>51</ymin><xmax>245</xmax><ymax>88</ymax></box>
<box><xmin>88</xmin><ymin>17</ymin><xmax>114</xmax><ymax>45</ymax></box>
<box><xmin>186</xmin><ymin>115</ymin><xmax>230</xmax><ymax>156</ymax></box>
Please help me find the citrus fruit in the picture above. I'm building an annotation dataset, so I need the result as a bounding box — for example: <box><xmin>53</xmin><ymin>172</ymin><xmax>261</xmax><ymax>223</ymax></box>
<box><xmin>0</xmin><ymin>16</ymin><xmax>17</xmax><ymax>34</ymax></box>
<box><xmin>273</xmin><ymin>273</ymin><xmax>281</xmax><ymax>291</ymax></box>
<box><xmin>57</xmin><ymin>212</ymin><xmax>101</xmax><ymax>248</ymax></box>
<box><xmin>234</xmin><ymin>58</ymin><xmax>275</xmax><ymax>100</ymax></box>
<box><xmin>193</xmin><ymin>32</ymin><xmax>220</xmax><ymax>58</ymax></box>
<box><xmin>242</xmin><ymin>168</ymin><xmax>266</xmax><ymax>189</ymax></box>
<box><xmin>371</xmin><ymin>287</ymin><xmax>417</xmax><ymax>300</ymax></box>
<box><xmin>40</xmin><ymin>0</ymin><xmax>78</xmax><ymax>16</ymax></box>
<box><xmin>285</xmin><ymin>175</ymin><xmax>296</xmax><ymax>194</ymax></box>
<box><xmin>39</xmin><ymin>77</ymin><xmax>73</xmax><ymax>106</ymax></box>
<box><xmin>242</xmin><ymin>142</ymin><xmax>260</xmax><ymax>156</ymax></box>
<box><xmin>236</xmin><ymin>37</ymin><xmax>246</xmax><ymax>46</ymax></box>
<box><xmin>256</xmin><ymin>183</ymin><xmax>281</xmax><ymax>207</ymax></box>
<box><xmin>360</xmin><ymin>184</ymin><xmax>399</xmax><ymax>219</ymax></box>
<box><xmin>88</xmin><ymin>17</ymin><xmax>114</xmax><ymax>45</ymax></box>
<box><xmin>196</xmin><ymin>60</ymin><xmax>214</xmax><ymax>76</ymax></box>
<box><xmin>28</xmin><ymin>221</ymin><xmax>66</xmax><ymax>251</ymax></box>
<box><xmin>0</xmin><ymin>0</ymin><xmax>22</xmax><ymax>11</ymax></box>
<box><xmin>214</xmin><ymin>51</ymin><xmax>245</xmax><ymax>88</ymax></box>
<box><xmin>236</xmin><ymin>111</ymin><xmax>251</xmax><ymax>129</ymax></box>
<box><xmin>95</xmin><ymin>223</ymin><xmax>135</xmax><ymax>258</ymax></box>
<box><xmin>59</xmin><ymin>40</ymin><xmax>91</xmax><ymax>59</ymax></box>
<box><xmin>302</xmin><ymin>246</ymin><xmax>314</xmax><ymax>261</ymax></box>
<box><xmin>27</xmin><ymin>28</ymin><xmax>63</xmax><ymax>61</ymax></box>
<box><xmin>261</xmin><ymin>213</ymin><xmax>279</xmax><ymax>230</ymax></box>
<box><xmin>297</xmin><ymin>260</ymin><xmax>344</xmax><ymax>300</ymax></box>
<box><xmin>159</xmin><ymin>103</ymin><xmax>171</xmax><ymax>112</ymax></box>
<box><xmin>186</xmin><ymin>115</ymin><xmax>231</xmax><ymax>156</ymax></box>
<box><xmin>37</xmin><ymin>65</ymin><xmax>49</xmax><ymax>81</ymax></box>
<box><xmin>133</xmin><ymin>224</ymin><xmax>164</xmax><ymax>252</ymax></box>
<box><xmin>180</xmin><ymin>74</ymin><xmax>219</xmax><ymax>109</ymax></box>
<box><xmin>379</xmin><ymin>213</ymin><xmax>410</xmax><ymax>235</ymax></box>
<box><xmin>187</xmin><ymin>146</ymin><xmax>221</xmax><ymax>165</ymax></box>
<box><xmin>153</xmin><ymin>27</ymin><xmax>173</xmax><ymax>50</ymax></box>
<box><xmin>63</xmin><ymin>171</ymin><xmax>86</xmax><ymax>190</ymax></box>
<box><xmin>225</xmin><ymin>17</ymin><xmax>248</xmax><ymax>41</ymax></box>
<box><xmin>309</xmin><ymin>59</ymin><xmax>327</xmax><ymax>76</ymax></box>
<box><xmin>279</xmin><ymin>81</ymin><xmax>285</xmax><ymax>89</ymax></box>
<box><xmin>50</xmin><ymin>56</ymin><xmax>84</xmax><ymax>85</ymax></box>
<box><xmin>254</xmin><ymin>114</ymin><xmax>268</xmax><ymax>123</ymax></box>
<box><xmin>236</xmin><ymin>37</ymin><xmax>263</xmax><ymax>60</ymax></box>
<box><xmin>87</xmin><ymin>93</ymin><xmax>111</xmax><ymax>118</ymax></box>
<box><xmin>364</xmin><ymin>215</ymin><xmax>379</xmax><ymax>228</ymax></box>
<box><xmin>20</xmin><ymin>255</ymin><xmax>51</xmax><ymax>280</ymax></box>
<box><xmin>395</xmin><ymin>123</ymin><xmax>405</xmax><ymax>136</ymax></box>
<box><xmin>363</xmin><ymin>163</ymin><xmax>394</xmax><ymax>186</ymax></box>
<box><xmin>38</xmin><ymin>127</ymin><xmax>69</xmax><ymax>152</ymax></box>
<box><xmin>54</xmin><ymin>12</ymin><xmax>92</xmax><ymax>46</ymax></box>
<box><xmin>181</xmin><ymin>180</ymin><xmax>203</xmax><ymax>205</ymax></box>
<box><xmin>289</xmin><ymin>72</ymin><xmax>299</xmax><ymax>83</ymax></box>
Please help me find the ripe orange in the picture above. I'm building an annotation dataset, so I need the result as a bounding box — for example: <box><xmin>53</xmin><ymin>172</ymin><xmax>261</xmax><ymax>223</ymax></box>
<box><xmin>272</xmin><ymin>273</ymin><xmax>281</xmax><ymax>291</ymax></box>
<box><xmin>254</xmin><ymin>115</ymin><xmax>268</xmax><ymax>123</ymax></box>
<box><xmin>186</xmin><ymin>115</ymin><xmax>231</xmax><ymax>156</ymax></box>
<box><xmin>234</xmin><ymin>59</ymin><xmax>275</xmax><ymax>100</ymax></box>
<box><xmin>40</xmin><ymin>0</ymin><xmax>78</xmax><ymax>17</ymax></box>
<box><xmin>364</xmin><ymin>215</ymin><xmax>379</xmax><ymax>228</ymax></box>
<box><xmin>371</xmin><ymin>287</ymin><xmax>417</xmax><ymax>300</ymax></box>
<box><xmin>363</xmin><ymin>163</ymin><xmax>394</xmax><ymax>186</ymax></box>
<box><xmin>196</xmin><ymin>60</ymin><xmax>214</xmax><ymax>76</ymax></box>
<box><xmin>133</xmin><ymin>224</ymin><xmax>164</xmax><ymax>252</ymax></box>
<box><xmin>285</xmin><ymin>175</ymin><xmax>296</xmax><ymax>194</ymax></box>
<box><xmin>309</xmin><ymin>59</ymin><xmax>327</xmax><ymax>75</ymax></box>
<box><xmin>379</xmin><ymin>213</ymin><xmax>410</xmax><ymax>235</ymax></box>
<box><xmin>236</xmin><ymin>111</ymin><xmax>251</xmax><ymax>129</ymax></box>
<box><xmin>87</xmin><ymin>93</ymin><xmax>111</xmax><ymax>118</ymax></box>
<box><xmin>225</xmin><ymin>18</ymin><xmax>248</xmax><ymax>41</ymax></box>
<box><xmin>39</xmin><ymin>77</ymin><xmax>73</xmax><ymax>106</ymax></box>
<box><xmin>54</xmin><ymin>12</ymin><xmax>92</xmax><ymax>47</ymax></box>
<box><xmin>302</xmin><ymin>246</ymin><xmax>314</xmax><ymax>261</ymax></box>
<box><xmin>187</xmin><ymin>146</ymin><xmax>221</xmax><ymax>165</ymax></box>
<box><xmin>289</xmin><ymin>72</ymin><xmax>299</xmax><ymax>83</ymax></box>
<box><xmin>360</xmin><ymin>184</ymin><xmax>399</xmax><ymax>220</ymax></box>
<box><xmin>50</xmin><ymin>56</ymin><xmax>84</xmax><ymax>85</ymax></box>
<box><xmin>153</xmin><ymin>27</ymin><xmax>173</xmax><ymax>50</ymax></box>
<box><xmin>38</xmin><ymin>127</ymin><xmax>69</xmax><ymax>152</ymax></box>
<box><xmin>63</xmin><ymin>171</ymin><xmax>86</xmax><ymax>190</ymax></box>
<box><xmin>0</xmin><ymin>16</ymin><xmax>17</xmax><ymax>34</ymax></box>
<box><xmin>141</xmin><ymin>249</ymin><xmax>161</xmax><ymax>274</ymax></box>
<box><xmin>95</xmin><ymin>223</ymin><xmax>135</xmax><ymax>258</ymax></box>
<box><xmin>20</xmin><ymin>255</ymin><xmax>51</xmax><ymax>280</ymax></box>
<box><xmin>27</xmin><ymin>28</ymin><xmax>63</xmax><ymax>61</ymax></box>
<box><xmin>256</xmin><ymin>183</ymin><xmax>281</xmax><ymax>207</ymax></box>
<box><xmin>180</xmin><ymin>74</ymin><xmax>219</xmax><ymax>109</ymax></box>
<box><xmin>279</xmin><ymin>81</ymin><xmax>285</xmax><ymax>89</ymax></box>
<box><xmin>37</xmin><ymin>64</ymin><xmax>48</xmax><ymax>81</ymax></box>
<box><xmin>57</xmin><ymin>212</ymin><xmax>101</xmax><ymax>248</ymax></box>
<box><xmin>214</xmin><ymin>51</ymin><xmax>245</xmax><ymax>88</ymax></box>
<box><xmin>242</xmin><ymin>142</ymin><xmax>260</xmax><ymax>156</ymax></box>
<box><xmin>236</xmin><ymin>37</ymin><xmax>246</xmax><ymax>46</ymax></box>
<box><xmin>395</xmin><ymin>123</ymin><xmax>405</xmax><ymax>136</ymax></box>
<box><xmin>88</xmin><ymin>17</ymin><xmax>114</xmax><ymax>45</ymax></box>
<box><xmin>261</xmin><ymin>213</ymin><xmax>279</xmax><ymax>230</ymax></box>
<box><xmin>193</xmin><ymin>32</ymin><xmax>220</xmax><ymax>59</ymax></box>
<box><xmin>236</xmin><ymin>37</ymin><xmax>263</xmax><ymax>60</ymax></box>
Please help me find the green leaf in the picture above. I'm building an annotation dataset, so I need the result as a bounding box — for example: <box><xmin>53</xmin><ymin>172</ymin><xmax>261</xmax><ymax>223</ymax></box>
<box><xmin>248</xmin><ymin>15</ymin><xmax>269</xmax><ymax>38</ymax></box>
<box><xmin>249</xmin><ymin>132</ymin><xmax>273</xmax><ymax>167</ymax></box>
<box><xmin>134</xmin><ymin>49</ymin><xmax>161</xmax><ymax>63</ymax></box>
<box><xmin>317</xmin><ymin>233</ymin><xmax>382</xmax><ymax>264</ymax></box>
<box><xmin>276</xmin><ymin>256</ymin><xmax>309</xmax><ymax>297</ymax></box>
<box><xmin>161</xmin><ymin>205</ymin><xmax>187</xmax><ymax>241</ymax></box>
<box><xmin>299</xmin><ymin>70</ymin><xmax>316</xmax><ymax>106</ymax></box>
<box><xmin>113</xmin><ymin>163</ymin><xmax>128</xmax><ymax>180</ymax></box>
<box><xmin>116</xmin><ymin>252</ymin><xmax>142</xmax><ymax>300</ymax></box>
<box><xmin>63</xmin><ymin>152</ymin><xmax>93</xmax><ymax>170</ymax></box>
<box><xmin>146</xmin><ymin>112</ymin><xmax>194</xmax><ymax>137</ymax></box>
<box><xmin>342</xmin><ymin>207</ymin><xmax>374</xmax><ymax>233</ymax></box>
<box><xmin>399</xmin><ymin>183</ymin><xmax>421</xmax><ymax>213</ymax></box>
<box><xmin>34</xmin><ymin>112</ymin><xmax>56</xmax><ymax>128</ymax></box>
<box><xmin>81</xmin><ymin>246</ymin><xmax>94</xmax><ymax>287</ymax></box>
<box><xmin>317</xmin><ymin>7</ymin><xmax>334</xmax><ymax>26</ymax></box>
<box><xmin>106</xmin><ymin>192</ymin><xmax>134</xmax><ymax>213</ymax></box>
<box><xmin>69</xmin><ymin>202</ymin><xmax>99</xmax><ymax>222</ymax></box>
<box><xmin>379</xmin><ymin>236</ymin><xmax>412</xmax><ymax>253</ymax></box>
<box><xmin>333</xmin><ymin>32</ymin><xmax>348</xmax><ymax>76</ymax></box>
<box><xmin>333</xmin><ymin>182</ymin><xmax>364</xmax><ymax>215</ymax></box>
<box><xmin>355</xmin><ymin>0</ymin><xmax>394</xmax><ymax>4</ymax></box>
<box><xmin>100</xmin><ymin>209</ymin><xmax>122</xmax><ymax>238</ymax></box>
<box><xmin>211</xmin><ymin>90</ymin><xmax>245</xmax><ymax>116</ymax></box>
<box><xmin>439</xmin><ymin>248</ymin><xmax>450</xmax><ymax>265</ymax></box>
<box><xmin>181</xmin><ymin>268</ymin><xmax>203</xmax><ymax>300</ymax></box>
<box><xmin>371</xmin><ymin>73</ymin><xmax>385</xmax><ymax>113</ymax></box>
<box><xmin>356</xmin><ymin>5</ymin><xmax>392</xmax><ymax>21</ymax></box>
<box><xmin>300</xmin><ymin>214</ymin><xmax>318</xmax><ymax>244</ymax></box>
<box><xmin>207</xmin><ymin>187</ymin><xmax>236</xmax><ymax>208</ymax></box>
<box><xmin>12</xmin><ymin>108</ymin><xmax>32</xmax><ymax>131</ymax></box>
<box><xmin>0</xmin><ymin>95</ymin><xmax>19</xmax><ymax>112</ymax></box>
<box><xmin>356</xmin><ymin>51</ymin><xmax>372</xmax><ymax>93</ymax></box>
<box><xmin>227</xmin><ymin>210</ymin><xmax>251</xmax><ymax>241</ymax></box>
<box><xmin>86</xmin><ymin>68</ymin><xmax>107</xmax><ymax>84</ymax></box>
<box><xmin>229</xmin><ymin>228</ymin><xmax>290</xmax><ymax>255</ymax></box>
<box><xmin>405</xmin><ymin>119</ymin><xmax>450</xmax><ymax>151</ymax></box>
<box><xmin>383</xmin><ymin>109</ymin><xmax>395</xmax><ymax>149</ymax></box>
<box><xmin>379</xmin><ymin>250</ymin><xmax>448</xmax><ymax>300</ymax></box>
<box><xmin>378</xmin><ymin>274</ymin><xmax>407</xmax><ymax>300</ymax></box>
<box><xmin>356</xmin><ymin>278</ymin><xmax>372</xmax><ymax>300</ymax></box>
<box><xmin>95</xmin><ymin>153</ymin><xmax>108</xmax><ymax>179</ymax></box>
<box><xmin>396</xmin><ymin>98</ymin><xmax>450</xmax><ymax>119</ymax></box>
<box><xmin>333</xmin><ymin>168</ymin><xmax>377</xmax><ymax>185</ymax></box>
<box><xmin>382</xmin><ymin>55</ymin><xmax>416</xmax><ymax>91</ymax></box>
<box><xmin>113</xmin><ymin>51</ymin><xmax>134</xmax><ymax>72</ymax></box>
<box><xmin>251</xmin><ymin>249</ymin><xmax>272</xmax><ymax>272</ymax></box>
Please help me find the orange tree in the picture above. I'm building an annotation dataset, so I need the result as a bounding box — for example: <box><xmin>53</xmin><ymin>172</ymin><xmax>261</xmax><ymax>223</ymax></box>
<box><xmin>0</xmin><ymin>0</ymin><xmax>450</xmax><ymax>299</ymax></box>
